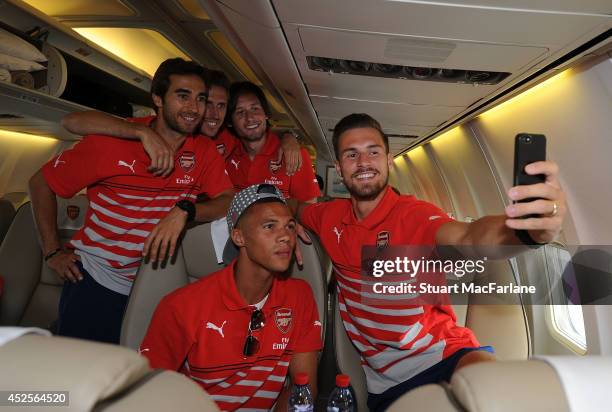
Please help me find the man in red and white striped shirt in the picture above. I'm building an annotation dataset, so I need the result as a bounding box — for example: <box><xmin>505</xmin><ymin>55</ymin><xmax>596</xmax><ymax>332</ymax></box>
<box><xmin>298</xmin><ymin>114</ymin><xmax>567</xmax><ymax>410</ymax></box>
<box><xmin>140</xmin><ymin>184</ymin><xmax>321</xmax><ymax>411</ymax></box>
<box><xmin>29</xmin><ymin>58</ymin><xmax>233</xmax><ymax>344</ymax></box>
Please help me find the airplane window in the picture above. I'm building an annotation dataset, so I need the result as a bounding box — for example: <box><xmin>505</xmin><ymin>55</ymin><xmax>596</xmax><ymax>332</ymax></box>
<box><xmin>544</xmin><ymin>244</ymin><xmax>587</xmax><ymax>354</ymax></box>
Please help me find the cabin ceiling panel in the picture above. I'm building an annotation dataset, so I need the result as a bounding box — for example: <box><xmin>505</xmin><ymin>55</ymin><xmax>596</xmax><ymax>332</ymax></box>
<box><xmin>304</xmin><ymin>68</ymin><xmax>501</xmax><ymax>107</ymax></box>
<box><xmin>297</xmin><ymin>26</ymin><xmax>549</xmax><ymax>73</ymax></box>
<box><xmin>273</xmin><ymin>0</ymin><xmax>610</xmax><ymax>46</ymax></box>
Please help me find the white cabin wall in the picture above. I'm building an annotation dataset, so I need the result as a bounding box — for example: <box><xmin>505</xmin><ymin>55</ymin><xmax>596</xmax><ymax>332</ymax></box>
<box><xmin>471</xmin><ymin>55</ymin><xmax>612</xmax><ymax>355</ymax></box>
<box><xmin>473</xmin><ymin>55</ymin><xmax>612</xmax><ymax>246</ymax></box>
<box><xmin>0</xmin><ymin>131</ymin><xmax>68</xmax><ymax>203</ymax></box>
<box><xmin>391</xmin><ymin>55</ymin><xmax>612</xmax><ymax>357</ymax></box>
<box><xmin>391</xmin><ymin>147</ymin><xmax>453</xmax><ymax>213</ymax></box>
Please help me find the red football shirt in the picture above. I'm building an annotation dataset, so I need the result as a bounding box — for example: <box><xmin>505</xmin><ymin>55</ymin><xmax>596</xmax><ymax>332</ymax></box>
<box><xmin>225</xmin><ymin>132</ymin><xmax>320</xmax><ymax>201</ymax></box>
<box><xmin>42</xmin><ymin>116</ymin><xmax>232</xmax><ymax>295</ymax></box>
<box><xmin>301</xmin><ymin>186</ymin><xmax>480</xmax><ymax>394</ymax></box>
<box><xmin>211</xmin><ymin>128</ymin><xmax>239</xmax><ymax>160</ymax></box>
<box><xmin>140</xmin><ymin>263</ymin><xmax>322</xmax><ymax>411</ymax></box>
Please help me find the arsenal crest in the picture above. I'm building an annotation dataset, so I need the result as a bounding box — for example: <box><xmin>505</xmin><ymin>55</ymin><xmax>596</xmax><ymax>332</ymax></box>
<box><xmin>269</xmin><ymin>159</ymin><xmax>282</xmax><ymax>174</ymax></box>
<box><xmin>179</xmin><ymin>151</ymin><xmax>196</xmax><ymax>172</ymax></box>
<box><xmin>216</xmin><ymin>143</ymin><xmax>225</xmax><ymax>156</ymax></box>
<box><xmin>66</xmin><ymin>205</ymin><xmax>80</xmax><ymax>220</ymax></box>
<box><xmin>274</xmin><ymin>308</ymin><xmax>293</xmax><ymax>334</ymax></box>
<box><xmin>376</xmin><ymin>231</ymin><xmax>390</xmax><ymax>249</ymax></box>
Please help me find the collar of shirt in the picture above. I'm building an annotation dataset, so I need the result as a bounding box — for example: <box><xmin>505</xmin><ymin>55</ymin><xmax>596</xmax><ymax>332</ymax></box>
<box><xmin>233</xmin><ymin>131</ymin><xmax>281</xmax><ymax>159</ymax></box>
<box><xmin>220</xmin><ymin>261</ymin><xmax>283</xmax><ymax>311</ymax></box>
<box><xmin>341</xmin><ymin>185</ymin><xmax>401</xmax><ymax>229</ymax></box>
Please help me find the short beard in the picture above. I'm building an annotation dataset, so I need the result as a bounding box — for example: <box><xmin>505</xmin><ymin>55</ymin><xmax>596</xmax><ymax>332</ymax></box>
<box><xmin>238</xmin><ymin>130</ymin><xmax>266</xmax><ymax>142</ymax></box>
<box><xmin>163</xmin><ymin>110</ymin><xmax>197</xmax><ymax>135</ymax></box>
<box><xmin>344</xmin><ymin>173</ymin><xmax>388</xmax><ymax>201</ymax></box>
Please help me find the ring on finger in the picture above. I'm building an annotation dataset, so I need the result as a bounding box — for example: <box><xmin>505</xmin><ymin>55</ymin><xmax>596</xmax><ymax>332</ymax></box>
<box><xmin>549</xmin><ymin>202</ymin><xmax>558</xmax><ymax>217</ymax></box>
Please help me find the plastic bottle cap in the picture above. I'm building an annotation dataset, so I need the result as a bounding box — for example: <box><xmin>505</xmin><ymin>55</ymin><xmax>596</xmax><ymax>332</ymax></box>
<box><xmin>336</xmin><ymin>374</ymin><xmax>350</xmax><ymax>387</ymax></box>
<box><xmin>294</xmin><ymin>372</ymin><xmax>309</xmax><ymax>385</ymax></box>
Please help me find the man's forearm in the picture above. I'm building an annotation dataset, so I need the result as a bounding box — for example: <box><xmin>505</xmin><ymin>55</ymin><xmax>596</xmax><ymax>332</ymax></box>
<box><xmin>28</xmin><ymin>170</ymin><xmax>61</xmax><ymax>255</ymax></box>
<box><xmin>62</xmin><ymin>110</ymin><xmax>147</xmax><ymax>140</ymax></box>
<box><xmin>194</xmin><ymin>190</ymin><xmax>234</xmax><ymax>222</ymax></box>
<box><xmin>439</xmin><ymin>215</ymin><xmax>532</xmax><ymax>259</ymax></box>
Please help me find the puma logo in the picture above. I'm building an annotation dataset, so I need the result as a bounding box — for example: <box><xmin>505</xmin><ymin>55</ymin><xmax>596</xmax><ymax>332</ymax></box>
<box><xmin>137</xmin><ymin>347</ymin><xmax>150</xmax><ymax>355</ymax></box>
<box><xmin>53</xmin><ymin>152</ymin><xmax>66</xmax><ymax>168</ymax></box>
<box><xmin>118</xmin><ymin>159</ymin><xmax>136</xmax><ymax>174</ymax></box>
<box><xmin>230</xmin><ymin>159</ymin><xmax>240</xmax><ymax>170</ymax></box>
<box><xmin>206</xmin><ymin>320</ymin><xmax>227</xmax><ymax>338</ymax></box>
<box><xmin>333</xmin><ymin>226</ymin><xmax>343</xmax><ymax>244</ymax></box>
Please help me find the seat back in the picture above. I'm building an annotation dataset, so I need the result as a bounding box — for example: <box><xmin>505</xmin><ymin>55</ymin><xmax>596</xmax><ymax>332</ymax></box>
<box><xmin>463</xmin><ymin>259</ymin><xmax>530</xmax><ymax>360</ymax></box>
<box><xmin>0</xmin><ymin>332</ymin><xmax>219</xmax><ymax>412</ymax></box>
<box><xmin>332</xmin><ymin>258</ymin><xmax>530</xmax><ymax>412</ymax></box>
<box><xmin>120</xmin><ymin>221</ymin><xmax>220</xmax><ymax>349</ymax></box>
<box><xmin>121</xmin><ymin>222</ymin><xmax>328</xmax><ymax>351</ymax></box>
<box><xmin>387</xmin><ymin>360</ymin><xmax>570</xmax><ymax>412</ymax></box>
<box><xmin>0</xmin><ymin>196</ymin><xmax>88</xmax><ymax>328</ymax></box>
<box><xmin>332</xmin><ymin>290</ymin><xmax>369</xmax><ymax>411</ymax></box>
<box><xmin>0</xmin><ymin>198</ymin><xmax>15</xmax><ymax>246</ymax></box>
<box><xmin>2</xmin><ymin>191</ymin><xmax>28</xmax><ymax>209</ymax></box>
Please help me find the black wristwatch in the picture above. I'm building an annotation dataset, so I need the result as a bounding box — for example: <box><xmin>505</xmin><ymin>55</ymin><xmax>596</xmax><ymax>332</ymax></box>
<box><xmin>515</xmin><ymin>230</ymin><xmax>546</xmax><ymax>249</ymax></box>
<box><xmin>175</xmin><ymin>200</ymin><xmax>196</xmax><ymax>222</ymax></box>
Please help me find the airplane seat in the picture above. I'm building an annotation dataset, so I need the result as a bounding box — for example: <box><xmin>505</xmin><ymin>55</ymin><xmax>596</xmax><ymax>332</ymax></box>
<box><xmin>121</xmin><ymin>223</ymin><xmax>328</xmax><ymax>351</ymax></box>
<box><xmin>0</xmin><ymin>332</ymin><xmax>219</xmax><ymax>411</ymax></box>
<box><xmin>285</xmin><ymin>229</ymin><xmax>328</xmax><ymax>344</ymax></box>
<box><xmin>120</xmin><ymin>222</ymin><xmax>214</xmax><ymax>350</ymax></box>
<box><xmin>387</xmin><ymin>359</ymin><xmax>572</xmax><ymax>412</ymax></box>
<box><xmin>0</xmin><ymin>195</ymin><xmax>89</xmax><ymax>329</ymax></box>
<box><xmin>332</xmin><ymin>291</ymin><xmax>369</xmax><ymax>412</ymax></box>
<box><xmin>331</xmin><ymin>258</ymin><xmax>530</xmax><ymax>412</ymax></box>
<box><xmin>463</xmin><ymin>259</ymin><xmax>530</xmax><ymax>360</ymax></box>
<box><xmin>0</xmin><ymin>198</ymin><xmax>15</xmax><ymax>245</ymax></box>
<box><xmin>2</xmin><ymin>191</ymin><xmax>29</xmax><ymax>209</ymax></box>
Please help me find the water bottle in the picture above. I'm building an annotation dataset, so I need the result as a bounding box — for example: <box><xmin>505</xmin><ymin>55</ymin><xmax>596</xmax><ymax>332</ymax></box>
<box><xmin>288</xmin><ymin>372</ymin><xmax>314</xmax><ymax>412</ymax></box>
<box><xmin>327</xmin><ymin>374</ymin><xmax>354</xmax><ymax>412</ymax></box>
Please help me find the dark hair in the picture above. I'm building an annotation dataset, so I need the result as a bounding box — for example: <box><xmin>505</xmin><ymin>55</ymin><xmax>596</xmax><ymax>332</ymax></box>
<box><xmin>208</xmin><ymin>69</ymin><xmax>230</xmax><ymax>92</ymax></box>
<box><xmin>332</xmin><ymin>113</ymin><xmax>389</xmax><ymax>160</ymax></box>
<box><xmin>227</xmin><ymin>81</ymin><xmax>270</xmax><ymax>126</ymax></box>
<box><xmin>150</xmin><ymin>58</ymin><xmax>209</xmax><ymax>101</ymax></box>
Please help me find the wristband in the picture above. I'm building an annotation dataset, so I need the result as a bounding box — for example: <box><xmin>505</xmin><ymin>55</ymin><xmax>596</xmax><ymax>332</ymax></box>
<box><xmin>175</xmin><ymin>199</ymin><xmax>196</xmax><ymax>222</ymax></box>
<box><xmin>44</xmin><ymin>248</ymin><xmax>62</xmax><ymax>262</ymax></box>
<box><xmin>515</xmin><ymin>230</ymin><xmax>546</xmax><ymax>249</ymax></box>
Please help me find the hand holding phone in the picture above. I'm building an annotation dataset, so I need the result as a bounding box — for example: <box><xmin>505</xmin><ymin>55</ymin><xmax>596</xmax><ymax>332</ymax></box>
<box><xmin>507</xmin><ymin>133</ymin><xmax>565</xmax><ymax>245</ymax></box>
<box><xmin>513</xmin><ymin>133</ymin><xmax>546</xmax><ymax>212</ymax></box>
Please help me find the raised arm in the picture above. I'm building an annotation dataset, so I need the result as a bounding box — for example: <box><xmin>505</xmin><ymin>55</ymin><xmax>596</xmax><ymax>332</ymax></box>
<box><xmin>62</xmin><ymin>111</ymin><xmax>174</xmax><ymax>176</ymax></box>
<box><xmin>436</xmin><ymin>160</ymin><xmax>566</xmax><ymax>257</ymax></box>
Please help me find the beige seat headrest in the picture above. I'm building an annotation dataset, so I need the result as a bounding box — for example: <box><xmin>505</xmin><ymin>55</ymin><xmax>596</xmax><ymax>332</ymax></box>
<box><xmin>99</xmin><ymin>370</ymin><xmax>220</xmax><ymax>412</ymax></box>
<box><xmin>0</xmin><ymin>334</ymin><xmax>149</xmax><ymax>411</ymax></box>
<box><xmin>450</xmin><ymin>360</ymin><xmax>569</xmax><ymax>412</ymax></box>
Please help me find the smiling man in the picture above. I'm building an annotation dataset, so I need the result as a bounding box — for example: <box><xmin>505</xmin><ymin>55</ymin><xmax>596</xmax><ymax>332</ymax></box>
<box><xmin>140</xmin><ymin>184</ymin><xmax>322</xmax><ymax>411</ymax></box>
<box><xmin>28</xmin><ymin>58</ymin><xmax>233</xmax><ymax>343</ymax></box>
<box><xmin>297</xmin><ymin>113</ymin><xmax>567</xmax><ymax>411</ymax></box>
<box><xmin>225</xmin><ymin>82</ymin><xmax>321</xmax><ymax>208</ymax></box>
<box><xmin>61</xmin><ymin>70</ymin><xmax>304</xmax><ymax>174</ymax></box>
